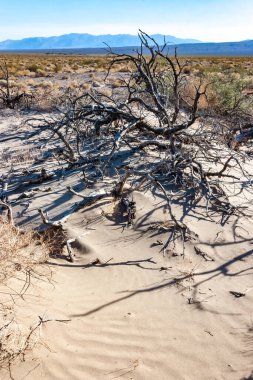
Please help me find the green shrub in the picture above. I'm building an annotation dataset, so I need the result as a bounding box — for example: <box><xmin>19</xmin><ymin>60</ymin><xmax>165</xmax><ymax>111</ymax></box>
<box><xmin>208</xmin><ymin>72</ymin><xmax>253</xmax><ymax>116</ymax></box>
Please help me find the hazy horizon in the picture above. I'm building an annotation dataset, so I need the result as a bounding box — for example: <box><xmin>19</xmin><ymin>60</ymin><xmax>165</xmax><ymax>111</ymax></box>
<box><xmin>0</xmin><ymin>0</ymin><xmax>252</xmax><ymax>43</ymax></box>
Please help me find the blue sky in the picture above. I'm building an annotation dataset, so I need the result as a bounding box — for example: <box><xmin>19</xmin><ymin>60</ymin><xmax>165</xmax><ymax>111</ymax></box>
<box><xmin>0</xmin><ymin>0</ymin><xmax>252</xmax><ymax>42</ymax></box>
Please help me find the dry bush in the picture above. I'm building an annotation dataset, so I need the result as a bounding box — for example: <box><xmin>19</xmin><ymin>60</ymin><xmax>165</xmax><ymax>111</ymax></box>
<box><xmin>80</xmin><ymin>82</ymin><xmax>91</xmax><ymax>91</ymax></box>
<box><xmin>16</xmin><ymin>83</ymin><xmax>29</xmax><ymax>94</ymax></box>
<box><xmin>17</xmin><ymin>69</ymin><xmax>34</xmax><ymax>77</ymax></box>
<box><xmin>96</xmin><ymin>86</ymin><xmax>113</xmax><ymax>97</ymax></box>
<box><xmin>53</xmin><ymin>62</ymin><xmax>62</xmax><ymax>73</ymax></box>
<box><xmin>107</xmin><ymin>77</ymin><xmax>126</xmax><ymax>88</ymax></box>
<box><xmin>0</xmin><ymin>221</ymin><xmax>49</xmax><ymax>287</ymax></box>
<box><xmin>182</xmin><ymin>65</ymin><xmax>192</xmax><ymax>75</ymax></box>
<box><xmin>116</xmin><ymin>65</ymin><xmax>130</xmax><ymax>73</ymax></box>
<box><xmin>90</xmin><ymin>73</ymin><xmax>104</xmax><ymax>83</ymax></box>
<box><xmin>67</xmin><ymin>79</ymin><xmax>80</xmax><ymax>89</ymax></box>
<box><xmin>0</xmin><ymin>61</ymin><xmax>34</xmax><ymax>109</ymax></box>
<box><xmin>26</xmin><ymin>71</ymin><xmax>36</xmax><ymax>78</ymax></box>
<box><xmin>35</xmin><ymin>69</ymin><xmax>48</xmax><ymax>77</ymax></box>
<box><xmin>181</xmin><ymin>78</ymin><xmax>209</xmax><ymax>110</ymax></box>
<box><xmin>0</xmin><ymin>220</ymin><xmax>55</xmax><ymax>372</ymax></box>
<box><xmin>27</xmin><ymin>64</ymin><xmax>41</xmax><ymax>73</ymax></box>
<box><xmin>34</xmin><ymin>80</ymin><xmax>54</xmax><ymax>89</ymax></box>
<box><xmin>0</xmin><ymin>79</ymin><xmax>16</xmax><ymax>88</ymax></box>
<box><xmin>25</xmin><ymin>79</ymin><xmax>36</xmax><ymax>86</ymax></box>
<box><xmin>33</xmin><ymin>84</ymin><xmax>62</xmax><ymax>110</ymax></box>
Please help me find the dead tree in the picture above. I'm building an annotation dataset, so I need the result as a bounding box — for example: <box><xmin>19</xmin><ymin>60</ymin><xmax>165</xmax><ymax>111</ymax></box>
<box><xmin>25</xmin><ymin>31</ymin><xmax>251</xmax><ymax>251</ymax></box>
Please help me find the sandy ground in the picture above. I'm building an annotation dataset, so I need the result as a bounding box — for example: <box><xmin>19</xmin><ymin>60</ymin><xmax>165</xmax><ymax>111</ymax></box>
<box><xmin>0</xmin><ymin>111</ymin><xmax>253</xmax><ymax>380</ymax></box>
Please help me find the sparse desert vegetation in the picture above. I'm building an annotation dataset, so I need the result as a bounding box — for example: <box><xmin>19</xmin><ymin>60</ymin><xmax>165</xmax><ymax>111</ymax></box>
<box><xmin>0</xmin><ymin>52</ymin><xmax>252</xmax><ymax>114</ymax></box>
<box><xmin>0</xmin><ymin>32</ymin><xmax>253</xmax><ymax>379</ymax></box>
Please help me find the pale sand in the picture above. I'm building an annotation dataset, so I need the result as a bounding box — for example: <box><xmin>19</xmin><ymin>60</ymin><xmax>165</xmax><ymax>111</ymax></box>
<box><xmin>0</xmin><ymin>112</ymin><xmax>253</xmax><ymax>380</ymax></box>
<box><xmin>2</xmin><ymin>191</ymin><xmax>252</xmax><ymax>380</ymax></box>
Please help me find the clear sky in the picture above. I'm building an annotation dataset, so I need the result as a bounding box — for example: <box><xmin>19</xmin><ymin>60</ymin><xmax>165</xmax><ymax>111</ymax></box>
<box><xmin>0</xmin><ymin>0</ymin><xmax>252</xmax><ymax>42</ymax></box>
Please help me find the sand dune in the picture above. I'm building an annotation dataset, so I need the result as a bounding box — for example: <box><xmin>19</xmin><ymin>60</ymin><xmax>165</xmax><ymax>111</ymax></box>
<box><xmin>1</xmin><ymin>189</ymin><xmax>252</xmax><ymax>380</ymax></box>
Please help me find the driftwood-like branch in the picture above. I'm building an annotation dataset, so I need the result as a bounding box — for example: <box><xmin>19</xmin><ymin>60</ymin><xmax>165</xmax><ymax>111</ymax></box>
<box><xmin>38</xmin><ymin>208</ymin><xmax>63</xmax><ymax>227</ymax></box>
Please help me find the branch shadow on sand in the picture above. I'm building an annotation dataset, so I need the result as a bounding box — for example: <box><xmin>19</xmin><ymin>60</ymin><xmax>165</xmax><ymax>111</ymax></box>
<box><xmin>70</xmin><ymin>247</ymin><xmax>253</xmax><ymax>318</ymax></box>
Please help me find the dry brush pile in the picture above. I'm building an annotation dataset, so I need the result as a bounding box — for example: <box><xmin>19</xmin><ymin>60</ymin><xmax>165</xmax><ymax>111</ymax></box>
<box><xmin>23</xmin><ymin>32</ymin><xmax>253</xmax><ymax>247</ymax></box>
<box><xmin>1</xmin><ymin>32</ymin><xmax>252</xmax><ymax>255</ymax></box>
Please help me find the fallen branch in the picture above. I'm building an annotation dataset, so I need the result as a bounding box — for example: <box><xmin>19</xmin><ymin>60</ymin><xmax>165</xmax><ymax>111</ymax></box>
<box><xmin>194</xmin><ymin>246</ymin><xmax>214</xmax><ymax>262</ymax></box>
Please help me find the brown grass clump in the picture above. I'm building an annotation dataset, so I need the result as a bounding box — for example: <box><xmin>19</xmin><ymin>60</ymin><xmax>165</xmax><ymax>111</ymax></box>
<box><xmin>106</xmin><ymin>77</ymin><xmax>126</xmax><ymax>88</ymax></box>
<box><xmin>34</xmin><ymin>80</ymin><xmax>53</xmax><ymax>89</ymax></box>
<box><xmin>80</xmin><ymin>82</ymin><xmax>91</xmax><ymax>91</ymax></box>
<box><xmin>33</xmin><ymin>85</ymin><xmax>62</xmax><ymax>110</ymax></box>
<box><xmin>0</xmin><ymin>221</ymin><xmax>52</xmax><ymax>373</ymax></box>
<box><xmin>96</xmin><ymin>87</ymin><xmax>113</xmax><ymax>97</ymax></box>
<box><xmin>0</xmin><ymin>221</ymin><xmax>49</xmax><ymax>288</ymax></box>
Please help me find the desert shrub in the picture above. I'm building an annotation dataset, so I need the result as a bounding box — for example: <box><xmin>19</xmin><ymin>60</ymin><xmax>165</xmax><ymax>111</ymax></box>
<box><xmin>208</xmin><ymin>72</ymin><xmax>253</xmax><ymax>117</ymax></box>
<box><xmin>116</xmin><ymin>65</ymin><xmax>130</xmax><ymax>73</ymax></box>
<box><xmin>96</xmin><ymin>86</ymin><xmax>112</xmax><ymax>97</ymax></box>
<box><xmin>182</xmin><ymin>66</ymin><xmax>191</xmax><ymax>75</ymax></box>
<box><xmin>0</xmin><ymin>78</ymin><xmax>16</xmax><ymax>88</ymax></box>
<box><xmin>27</xmin><ymin>64</ymin><xmax>41</xmax><ymax>73</ymax></box>
<box><xmin>68</xmin><ymin>79</ymin><xmax>79</xmax><ymax>88</ymax></box>
<box><xmin>245</xmin><ymin>77</ymin><xmax>253</xmax><ymax>91</ymax></box>
<box><xmin>106</xmin><ymin>77</ymin><xmax>125</xmax><ymax>88</ymax></box>
<box><xmin>53</xmin><ymin>62</ymin><xmax>62</xmax><ymax>73</ymax></box>
<box><xmin>72</xmin><ymin>64</ymin><xmax>79</xmax><ymax>71</ymax></box>
<box><xmin>0</xmin><ymin>62</ymin><xmax>34</xmax><ymax>109</ymax></box>
<box><xmin>26</xmin><ymin>79</ymin><xmax>36</xmax><ymax>86</ymax></box>
<box><xmin>16</xmin><ymin>82</ymin><xmax>29</xmax><ymax>94</ymax></box>
<box><xmin>16</xmin><ymin>69</ymin><xmax>32</xmax><ymax>76</ymax></box>
<box><xmin>32</xmin><ymin>82</ymin><xmax>63</xmax><ymax>110</ymax></box>
<box><xmin>35</xmin><ymin>68</ymin><xmax>48</xmax><ymax>77</ymax></box>
<box><xmin>35</xmin><ymin>80</ymin><xmax>53</xmax><ymax>89</ymax></box>
<box><xmin>0</xmin><ymin>221</ymin><xmax>49</xmax><ymax>287</ymax></box>
<box><xmin>80</xmin><ymin>82</ymin><xmax>91</xmax><ymax>91</ymax></box>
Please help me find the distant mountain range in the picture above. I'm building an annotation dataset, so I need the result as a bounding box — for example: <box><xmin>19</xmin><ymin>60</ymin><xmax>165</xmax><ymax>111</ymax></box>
<box><xmin>0</xmin><ymin>33</ymin><xmax>200</xmax><ymax>50</ymax></box>
<box><xmin>0</xmin><ymin>33</ymin><xmax>252</xmax><ymax>56</ymax></box>
<box><xmin>2</xmin><ymin>40</ymin><xmax>251</xmax><ymax>57</ymax></box>
<box><xmin>156</xmin><ymin>40</ymin><xmax>253</xmax><ymax>56</ymax></box>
